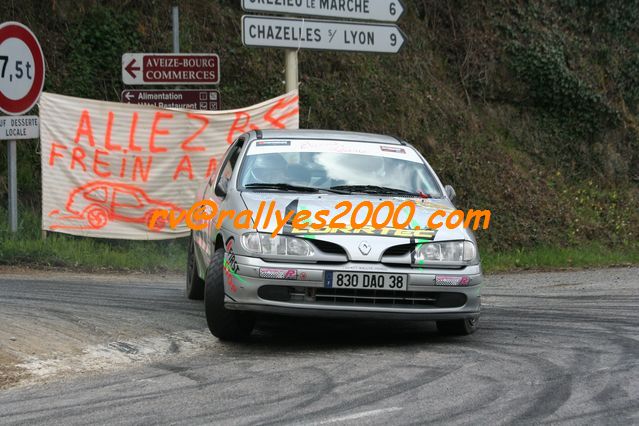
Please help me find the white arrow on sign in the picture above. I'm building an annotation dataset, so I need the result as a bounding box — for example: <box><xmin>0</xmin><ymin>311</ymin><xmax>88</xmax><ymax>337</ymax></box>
<box><xmin>241</xmin><ymin>0</ymin><xmax>405</xmax><ymax>23</ymax></box>
<box><xmin>122</xmin><ymin>54</ymin><xmax>144</xmax><ymax>84</ymax></box>
<box><xmin>242</xmin><ymin>16</ymin><xmax>406</xmax><ymax>54</ymax></box>
<box><xmin>124</xmin><ymin>59</ymin><xmax>140</xmax><ymax>79</ymax></box>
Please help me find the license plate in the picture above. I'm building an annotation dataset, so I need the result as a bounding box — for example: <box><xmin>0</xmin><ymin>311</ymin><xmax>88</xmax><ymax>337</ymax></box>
<box><xmin>324</xmin><ymin>272</ymin><xmax>408</xmax><ymax>291</ymax></box>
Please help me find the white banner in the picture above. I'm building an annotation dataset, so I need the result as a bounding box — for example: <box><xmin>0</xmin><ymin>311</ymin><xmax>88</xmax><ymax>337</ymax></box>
<box><xmin>40</xmin><ymin>91</ymin><xmax>299</xmax><ymax>239</ymax></box>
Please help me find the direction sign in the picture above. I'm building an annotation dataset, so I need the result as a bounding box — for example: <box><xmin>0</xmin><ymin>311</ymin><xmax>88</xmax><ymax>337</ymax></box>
<box><xmin>242</xmin><ymin>16</ymin><xmax>405</xmax><ymax>53</ymax></box>
<box><xmin>122</xmin><ymin>53</ymin><xmax>220</xmax><ymax>85</ymax></box>
<box><xmin>0</xmin><ymin>22</ymin><xmax>45</xmax><ymax>115</ymax></box>
<box><xmin>0</xmin><ymin>115</ymin><xmax>39</xmax><ymax>140</ymax></box>
<box><xmin>121</xmin><ymin>89</ymin><xmax>220</xmax><ymax>110</ymax></box>
<box><xmin>241</xmin><ymin>0</ymin><xmax>405</xmax><ymax>23</ymax></box>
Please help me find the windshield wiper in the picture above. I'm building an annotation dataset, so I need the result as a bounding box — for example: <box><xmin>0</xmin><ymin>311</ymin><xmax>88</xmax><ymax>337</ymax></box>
<box><xmin>245</xmin><ymin>183</ymin><xmax>319</xmax><ymax>192</ymax></box>
<box><xmin>245</xmin><ymin>183</ymin><xmax>351</xmax><ymax>194</ymax></box>
<box><xmin>330</xmin><ymin>185</ymin><xmax>426</xmax><ymax>197</ymax></box>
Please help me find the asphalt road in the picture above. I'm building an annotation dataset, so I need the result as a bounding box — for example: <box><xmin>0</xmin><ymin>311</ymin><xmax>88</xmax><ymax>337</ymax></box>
<box><xmin>0</xmin><ymin>267</ymin><xmax>638</xmax><ymax>425</ymax></box>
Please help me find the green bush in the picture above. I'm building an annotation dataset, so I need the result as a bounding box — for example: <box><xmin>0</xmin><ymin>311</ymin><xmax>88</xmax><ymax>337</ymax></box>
<box><xmin>507</xmin><ymin>40</ymin><xmax>619</xmax><ymax>136</ymax></box>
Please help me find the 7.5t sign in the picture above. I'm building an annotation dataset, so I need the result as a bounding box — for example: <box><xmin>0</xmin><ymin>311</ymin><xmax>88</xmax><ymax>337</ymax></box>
<box><xmin>0</xmin><ymin>21</ymin><xmax>45</xmax><ymax>115</ymax></box>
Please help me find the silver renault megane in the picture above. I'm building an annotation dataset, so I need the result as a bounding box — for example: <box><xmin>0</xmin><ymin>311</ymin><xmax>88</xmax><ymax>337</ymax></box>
<box><xmin>187</xmin><ymin>130</ymin><xmax>482</xmax><ymax>340</ymax></box>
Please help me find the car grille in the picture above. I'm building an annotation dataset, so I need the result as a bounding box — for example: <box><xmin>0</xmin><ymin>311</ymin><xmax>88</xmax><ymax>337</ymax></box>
<box><xmin>382</xmin><ymin>243</ymin><xmax>414</xmax><ymax>257</ymax></box>
<box><xmin>257</xmin><ymin>285</ymin><xmax>466</xmax><ymax>308</ymax></box>
<box><xmin>309</xmin><ymin>239</ymin><xmax>347</xmax><ymax>255</ymax></box>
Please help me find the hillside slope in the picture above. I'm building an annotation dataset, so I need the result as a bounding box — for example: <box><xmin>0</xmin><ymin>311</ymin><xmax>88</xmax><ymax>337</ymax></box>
<box><xmin>1</xmin><ymin>0</ymin><xmax>638</xmax><ymax>252</ymax></box>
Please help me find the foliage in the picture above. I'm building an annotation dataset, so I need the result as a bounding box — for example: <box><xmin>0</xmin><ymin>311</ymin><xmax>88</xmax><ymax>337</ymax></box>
<box><xmin>506</xmin><ymin>40</ymin><xmax>619</xmax><ymax>136</ymax></box>
<box><xmin>0</xmin><ymin>0</ymin><xmax>638</xmax><ymax>265</ymax></box>
<box><xmin>65</xmin><ymin>6</ymin><xmax>142</xmax><ymax>100</ymax></box>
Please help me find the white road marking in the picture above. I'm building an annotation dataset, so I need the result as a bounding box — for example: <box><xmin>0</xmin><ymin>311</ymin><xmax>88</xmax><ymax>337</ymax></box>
<box><xmin>316</xmin><ymin>407</ymin><xmax>403</xmax><ymax>424</ymax></box>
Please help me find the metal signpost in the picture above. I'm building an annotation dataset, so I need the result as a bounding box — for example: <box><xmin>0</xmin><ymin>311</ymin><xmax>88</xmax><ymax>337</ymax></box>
<box><xmin>122</xmin><ymin>53</ymin><xmax>220</xmax><ymax>85</ymax></box>
<box><xmin>172</xmin><ymin>5</ymin><xmax>180</xmax><ymax>54</ymax></box>
<box><xmin>0</xmin><ymin>22</ymin><xmax>45</xmax><ymax>233</ymax></box>
<box><xmin>121</xmin><ymin>8</ymin><xmax>221</xmax><ymax>109</ymax></box>
<box><xmin>121</xmin><ymin>89</ymin><xmax>220</xmax><ymax>110</ymax></box>
<box><xmin>241</xmin><ymin>0</ymin><xmax>405</xmax><ymax>22</ymax></box>
<box><xmin>240</xmin><ymin>1</ymin><xmax>407</xmax><ymax>93</ymax></box>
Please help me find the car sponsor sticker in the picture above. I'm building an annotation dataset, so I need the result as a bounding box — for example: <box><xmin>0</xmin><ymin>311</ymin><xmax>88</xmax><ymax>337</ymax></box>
<box><xmin>255</xmin><ymin>140</ymin><xmax>291</xmax><ymax>146</ymax></box>
<box><xmin>246</xmin><ymin>139</ymin><xmax>422</xmax><ymax>162</ymax></box>
<box><xmin>380</xmin><ymin>145</ymin><xmax>406</xmax><ymax>154</ymax></box>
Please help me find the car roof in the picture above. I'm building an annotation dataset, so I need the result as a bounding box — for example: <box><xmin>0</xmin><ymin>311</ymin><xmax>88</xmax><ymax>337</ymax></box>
<box><xmin>249</xmin><ymin>129</ymin><xmax>405</xmax><ymax>145</ymax></box>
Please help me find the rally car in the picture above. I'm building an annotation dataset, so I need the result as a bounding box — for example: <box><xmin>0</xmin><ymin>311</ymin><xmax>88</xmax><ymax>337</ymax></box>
<box><xmin>187</xmin><ymin>130</ymin><xmax>482</xmax><ymax>340</ymax></box>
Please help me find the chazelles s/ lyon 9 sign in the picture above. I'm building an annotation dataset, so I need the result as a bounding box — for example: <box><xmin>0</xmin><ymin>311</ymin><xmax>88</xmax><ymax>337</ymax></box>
<box><xmin>39</xmin><ymin>91</ymin><xmax>299</xmax><ymax>240</ymax></box>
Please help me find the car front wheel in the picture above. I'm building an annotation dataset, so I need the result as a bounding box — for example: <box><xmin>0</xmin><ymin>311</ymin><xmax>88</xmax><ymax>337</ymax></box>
<box><xmin>204</xmin><ymin>247</ymin><xmax>255</xmax><ymax>341</ymax></box>
<box><xmin>436</xmin><ymin>318</ymin><xmax>478</xmax><ymax>336</ymax></box>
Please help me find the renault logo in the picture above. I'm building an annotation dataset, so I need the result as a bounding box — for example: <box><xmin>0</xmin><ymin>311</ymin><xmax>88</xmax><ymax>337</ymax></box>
<box><xmin>358</xmin><ymin>241</ymin><xmax>371</xmax><ymax>255</ymax></box>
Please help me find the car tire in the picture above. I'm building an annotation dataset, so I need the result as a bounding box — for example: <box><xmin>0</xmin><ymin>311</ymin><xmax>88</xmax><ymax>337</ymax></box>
<box><xmin>436</xmin><ymin>318</ymin><xmax>478</xmax><ymax>336</ymax></box>
<box><xmin>204</xmin><ymin>247</ymin><xmax>255</xmax><ymax>341</ymax></box>
<box><xmin>186</xmin><ymin>236</ymin><xmax>205</xmax><ymax>300</ymax></box>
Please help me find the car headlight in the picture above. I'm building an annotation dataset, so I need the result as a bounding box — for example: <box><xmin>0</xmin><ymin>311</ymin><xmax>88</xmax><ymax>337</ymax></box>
<box><xmin>241</xmin><ymin>233</ymin><xmax>314</xmax><ymax>257</ymax></box>
<box><xmin>413</xmin><ymin>241</ymin><xmax>477</xmax><ymax>265</ymax></box>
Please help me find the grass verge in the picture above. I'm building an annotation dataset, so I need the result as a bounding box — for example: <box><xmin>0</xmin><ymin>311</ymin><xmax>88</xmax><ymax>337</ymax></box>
<box><xmin>0</xmin><ymin>233</ymin><xmax>187</xmax><ymax>273</ymax></box>
<box><xmin>2</xmin><ymin>234</ymin><xmax>637</xmax><ymax>275</ymax></box>
<box><xmin>0</xmin><ymin>207</ymin><xmax>186</xmax><ymax>273</ymax></box>
<box><xmin>482</xmin><ymin>243</ymin><xmax>639</xmax><ymax>273</ymax></box>
<box><xmin>1</xmin><ymin>208</ymin><xmax>636</xmax><ymax>274</ymax></box>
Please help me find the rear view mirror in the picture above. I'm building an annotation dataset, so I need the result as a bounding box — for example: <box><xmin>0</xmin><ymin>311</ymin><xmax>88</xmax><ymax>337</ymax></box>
<box><xmin>445</xmin><ymin>185</ymin><xmax>456</xmax><ymax>201</ymax></box>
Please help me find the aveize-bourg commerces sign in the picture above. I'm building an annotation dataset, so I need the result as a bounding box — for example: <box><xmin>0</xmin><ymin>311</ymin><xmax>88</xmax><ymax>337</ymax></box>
<box><xmin>122</xmin><ymin>53</ymin><xmax>219</xmax><ymax>85</ymax></box>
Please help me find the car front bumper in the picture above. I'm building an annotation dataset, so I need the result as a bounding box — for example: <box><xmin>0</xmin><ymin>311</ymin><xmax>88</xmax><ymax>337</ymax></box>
<box><xmin>224</xmin><ymin>254</ymin><xmax>482</xmax><ymax>320</ymax></box>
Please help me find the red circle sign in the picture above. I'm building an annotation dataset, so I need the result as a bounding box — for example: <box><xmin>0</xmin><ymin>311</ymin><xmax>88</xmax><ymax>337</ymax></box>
<box><xmin>0</xmin><ymin>22</ymin><xmax>45</xmax><ymax>115</ymax></box>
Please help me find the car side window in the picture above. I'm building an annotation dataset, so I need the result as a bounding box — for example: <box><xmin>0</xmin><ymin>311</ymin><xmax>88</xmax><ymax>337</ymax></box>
<box><xmin>215</xmin><ymin>137</ymin><xmax>245</xmax><ymax>196</ymax></box>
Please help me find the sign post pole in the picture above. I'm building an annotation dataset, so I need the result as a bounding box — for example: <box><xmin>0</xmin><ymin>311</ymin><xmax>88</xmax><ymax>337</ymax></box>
<box><xmin>7</xmin><ymin>140</ymin><xmax>17</xmax><ymax>232</ymax></box>
<box><xmin>285</xmin><ymin>49</ymin><xmax>298</xmax><ymax>93</ymax></box>
<box><xmin>172</xmin><ymin>5</ymin><xmax>179</xmax><ymax>53</ymax></box>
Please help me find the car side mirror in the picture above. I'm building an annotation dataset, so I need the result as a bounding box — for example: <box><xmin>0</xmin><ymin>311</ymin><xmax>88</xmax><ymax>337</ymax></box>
<box><xmin>215</xmin><ymin>178</ymin><xmax>228</xmax><ymax>197</ymax></box>
<box><xmin>445</xmin><ymin>184</ymin><xmax>456</xmax><ymax>201</ymax></box>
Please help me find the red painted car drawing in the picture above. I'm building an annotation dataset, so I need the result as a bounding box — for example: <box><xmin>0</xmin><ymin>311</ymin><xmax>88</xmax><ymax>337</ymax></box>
<box><xmin>48</xmin><ymin>181</ymin><xmax>182</xmax><ymax>231</ymax></box>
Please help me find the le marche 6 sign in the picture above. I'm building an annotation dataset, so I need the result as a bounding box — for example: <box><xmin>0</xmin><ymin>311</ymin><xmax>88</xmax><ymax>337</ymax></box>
<box><xmin>0</xmin><ymin>21</ymin><xmax>45</xmax><ymax>115</ymax></box>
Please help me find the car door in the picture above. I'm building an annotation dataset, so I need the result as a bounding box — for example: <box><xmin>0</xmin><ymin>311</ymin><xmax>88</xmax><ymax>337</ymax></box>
<box><xmin>195</xmin><ymin>136</ymin><xmax>245</xmax><ymax>267</ymax></box>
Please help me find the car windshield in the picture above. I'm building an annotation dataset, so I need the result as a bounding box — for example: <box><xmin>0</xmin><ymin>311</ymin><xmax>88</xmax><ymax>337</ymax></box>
<box><xmin>237</xmin><ymin>139</ymin><xmax>443</xmax><ymax>197</ymax></box>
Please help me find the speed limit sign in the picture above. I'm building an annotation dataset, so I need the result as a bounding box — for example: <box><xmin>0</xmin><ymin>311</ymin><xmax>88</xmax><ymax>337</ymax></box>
<box><xmin>0</xmin><ymin>21</ymin><xmax>45</xmax><ymax>115</ymax></box>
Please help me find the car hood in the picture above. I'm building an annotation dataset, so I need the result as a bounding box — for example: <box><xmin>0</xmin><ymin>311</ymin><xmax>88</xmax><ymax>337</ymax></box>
<box><xmin>239</xmin><ymin>191</ymin><xmax>470</xmax><ymax>242</ymax></box>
